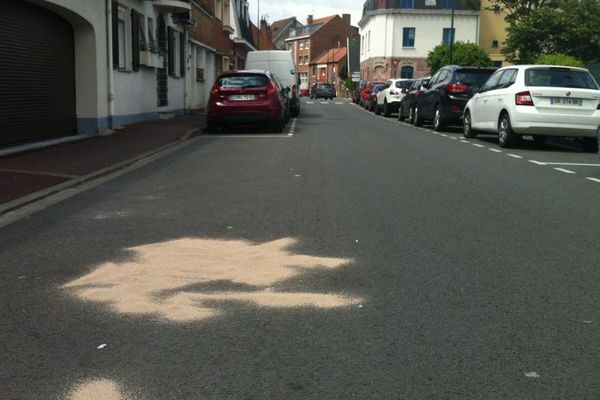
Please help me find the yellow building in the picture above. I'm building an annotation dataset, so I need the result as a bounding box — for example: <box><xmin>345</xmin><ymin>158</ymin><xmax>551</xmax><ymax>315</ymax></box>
<box><xmin>479</xmin><ymin>0</ymin><xmax>508</xmax><ymax>67</ymax></box>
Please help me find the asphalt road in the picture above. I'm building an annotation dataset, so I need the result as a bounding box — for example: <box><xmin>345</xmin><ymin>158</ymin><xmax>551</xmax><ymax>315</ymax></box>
<box><xmin>2</xmin><ymin>99</ymin><xmax>600</xmax><ymax>399</ymax></box>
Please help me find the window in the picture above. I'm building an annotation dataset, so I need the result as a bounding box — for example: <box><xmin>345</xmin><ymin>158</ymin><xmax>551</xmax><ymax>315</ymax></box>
<box><xmin>305</xmin><ymin>40</ymin><xmax>310</xmax><ymax>49</ymax></box>
<box><xmin>492</xmin><ymin>40</ymin><xmax>499</xmax><ymax>48</ymax></box>
<box><xmin>525</xmin><ymin>67</ymin><xmax>599</xmax><ymax>89</ymax></box>
<box><xmin>494</xmin><ymin>5</ymin><xmax>501</xmax><ymax>12</ymax></box>
<box><xmin>402</xmin><ymin>28</ymin><xmax>415</xmax><ymax>47</ymax></box>
<box><xmin>300</xmin><ymin>41</ymin><xmax>305</xmax><ymax>50</ymax></box>
<box><xmin>367</xmin><ymin>31</ymin><xmax>371</xmax><ymax>51</ymax></box>
<box><xmin>401</xmin><ymin>0</ymin><xmax>414</xmax><ymax>8</ymax></box>
<box><xmin>442</xmin><ymin>0</ymin><xmax>453</xmax><ymax>8</ymax></box>
<box><xmin>117</xmin><ymin>7</ymin><xmax>128</xmax><ymax>69</ymax></box>
<box><xmin>493</xmin><ymin>61</ymin><xmax>503</xmax><ymax>68</ymax></box>
<box><xmin>196</xmin><ymin>47</ymin><xmax>206</xmax><ymax>82</ymax></box>
<box><xmin>167</xmin><ymin>27</ymin><xmax>184</xmax><ymax>78</ymax></box>
<box><xmin>147</xmin><ymin>18</ymin><xmax>157</xmax><ymax>53</ymax></box>
<box><xmin>215</xmin><ymin>0</ymin><xmax>222</xmax><ymax>20</ymax></box>
<box><xmin>442</xmin><ymin>28</ymin><xmax>455</xmax><ymax>45</ymax></box>
<box><xmin>481</xmin><ymin>70</ymin><xmax>504</xmax><ymax>92</ymax></box>
<box><xmin>497</xmin><ymin>69</ymin><xmax>517</xmax><ymax>88</ymax></box>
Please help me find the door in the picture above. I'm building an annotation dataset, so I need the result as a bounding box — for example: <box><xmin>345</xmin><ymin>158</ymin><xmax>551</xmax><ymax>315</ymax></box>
<box><xmin>0</xmin><ymin>0</ymin><xmax>76</xmax><ymax>146</ymax></box>
<box><xmin>473</xmin><ymin>70</ymin><xmax>504</xmax><ymax>130</ymax></box>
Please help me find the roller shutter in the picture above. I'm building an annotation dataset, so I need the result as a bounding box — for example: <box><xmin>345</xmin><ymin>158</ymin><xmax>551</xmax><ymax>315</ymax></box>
<box><xmin>0</xmin><ymin>0</ymin><xmax>76</xmax><ymax>147</ymax></box>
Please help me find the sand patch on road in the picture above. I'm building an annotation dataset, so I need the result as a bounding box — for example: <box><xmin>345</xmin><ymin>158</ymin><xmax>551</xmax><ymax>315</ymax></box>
<box><xmin>62</xmin><ymin>237</ymin><xmax>358</xmax><ymax>322</ymax></box>
<box><xmin>66</xmin><ymin>379</ymin><xmax>133</xmax><ymax>400</ymax></box>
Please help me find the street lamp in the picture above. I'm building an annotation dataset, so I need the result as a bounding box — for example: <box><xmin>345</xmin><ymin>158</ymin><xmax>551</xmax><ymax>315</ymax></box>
<box><xmin>449</xmin><ymin>0</ymin><xmax>455</xmax><ymax>64</ymax></box>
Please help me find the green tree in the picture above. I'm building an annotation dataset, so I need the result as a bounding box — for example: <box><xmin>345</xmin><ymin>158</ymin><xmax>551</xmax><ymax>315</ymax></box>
<box><xmin>427</xmin><ymin>41</ymin><xmax>493</xmax><ymax>74</ymax></box>
<box><xmin>344</xmin><ymin>78</ymin><xmax>356</xmax><ymax>91</ymax></box>
<box><xmin>487</xmin><ymin>0</ymin><xmax>557</xmax><ymax>23</ymax></box>
<box><xmin>535</xmin><ymin>53</ymin><xmax>584</xmax><ymax>67</ymax></box>
<box><xmin>502</xmin><ymin>0</ymin><xmax>600</xmax><ymax>63</ymax></box>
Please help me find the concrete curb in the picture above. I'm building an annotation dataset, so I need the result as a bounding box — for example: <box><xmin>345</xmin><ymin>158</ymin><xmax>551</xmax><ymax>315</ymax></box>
<box><xmin>0</xmin><ymin>128</ymin><xmax>202</xmax><ymax>217</ymax></box>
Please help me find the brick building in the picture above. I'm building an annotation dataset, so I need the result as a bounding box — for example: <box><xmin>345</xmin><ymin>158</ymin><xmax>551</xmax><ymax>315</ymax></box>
<box><xmin>285</xmin><ymin>14</ymin><xmax>358</xmax><ymax>92</ymax></box>
<box><xmin>309</xmin><ymin>47</ymin><xmax>348</xmax><ymax>94</ymax></box>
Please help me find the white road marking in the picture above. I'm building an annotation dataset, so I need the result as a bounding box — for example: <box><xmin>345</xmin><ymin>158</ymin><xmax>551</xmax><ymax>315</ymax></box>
<box><xmin>460</xmin><ymin>139</ymin><xmax>470</xmax><ymax>143</ymax></box>
<box><xmin>586</xmin><ymin>177</ymin><xmax>600</xmax><ymax>183</ymax></box>
<box><xmin>449</xmin><ymin>137</ymin><xmax>458</xmax><ymax>140</ymax></box>
<box><xmin>307</xmin><ymin>101</ymin><xmax>314</xmax><ymax>104</ymax></box>
<box><xmin>554</xmin><ymin>167</ymin><xmax>576</xmax><ymax>174</ymax></box>
<box><xmin>537</xmin><ymin>162</ymin><xmax>600</xmax><ymax>167</ymax></box>
<box><xmin>489</xmin><ymin>148</ymin><xmax>502</xmax><ymax>153</ymax></box>
<box><xmin>472</xmin><ymin>144</ymin><xmax>485</xmax><ymax>148</ymax></box>
<box><xmin>507</xmin><ymin>154</ymin><xmax>523</xmax><ymax>159</ymax></box>
<box><xmin>335</xmin><ymin>102</ymin><xmax>343</xmax><ymax>104</ymax></box>
<box><xmin>213</xmin><ymin>135</ymin><xmax>292</xmax><ymax>138</ymax></box>
<box><xmin>440</xmin><ymin>134</ymin><xmax>448</xmax><ymax>137</ymax></box>
<box><xmin>288</xmin><ymin>118</ymin><xmax>297</xmax><ymax>136</ymax></box>
<box><xmin>320</xmin><ymin>101</ymin><xmax>329</xmax><ymax>104</ymax></box>
<box><xmin>529</xmin><ymin>160</ymin><xmax>546</xmax><ymax>165</ymax></box>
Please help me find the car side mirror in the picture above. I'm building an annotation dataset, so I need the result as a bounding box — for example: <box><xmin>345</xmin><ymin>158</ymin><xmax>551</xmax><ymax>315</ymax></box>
<box><xmin>285</xmin><ymin>87</ymin><xmax>291</xmax><ymax>94</ymax></box>
<box><xmin>401</xmin><ymin>88</ymin><xmax>408</xmax><ymax>94</ymax></box>
<box><xmin>422</xmin><ymin>83</ymin><xmax>430</xmax><ymax>89</ymax></box>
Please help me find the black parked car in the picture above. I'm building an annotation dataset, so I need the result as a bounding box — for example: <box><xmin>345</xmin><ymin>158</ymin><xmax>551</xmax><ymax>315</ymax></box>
<box><xmin>310</xmin><ymin>83</ymin><xmax>336</xmax><ymax>100</ymax></box>
<box><xmin>398</xmin><ymin>77</ymin><xmax>430</xmax><ymax>123</ymax></box>
<box><xmin>414</xmin><ymin>65</ymin><xmax>497</xmax><ymax>131</ymax></box>
<box><xmin>353</xmin><ymin>80</ymin><xmax>367</xmax><ymax>104</ymax></box>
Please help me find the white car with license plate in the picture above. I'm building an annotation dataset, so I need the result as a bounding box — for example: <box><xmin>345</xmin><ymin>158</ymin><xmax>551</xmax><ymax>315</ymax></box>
<box><xmin>375</xmin><ymin>78</ymin><xmax>413</xmax><ymax>117</ymax></box>
<box><xmin>463</xmin><ymin>65</ymin><xmax>600</xmax><ymax>150</ymax></box>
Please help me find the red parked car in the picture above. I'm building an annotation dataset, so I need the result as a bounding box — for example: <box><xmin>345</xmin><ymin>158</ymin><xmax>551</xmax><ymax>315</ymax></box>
<box><xmin>360</xmin><ymin>81</ymin><xmax>385</xmax><ymax>107</ymax></box>
<box><xmin>207</xmin><ymin>70</ymin><xmax>287</xmax><ymax>133</ymax></box>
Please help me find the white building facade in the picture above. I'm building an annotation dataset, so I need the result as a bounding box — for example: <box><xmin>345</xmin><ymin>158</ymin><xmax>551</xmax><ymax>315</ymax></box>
<box><xmin>0</xmin><ymin>0</ymin><xmax>205</xmax><ymax>148</ymax></box>
<box><xmin>359</xmin><ymin>0</ymin><xmax>480</xmax><ymax>80</ymax></box>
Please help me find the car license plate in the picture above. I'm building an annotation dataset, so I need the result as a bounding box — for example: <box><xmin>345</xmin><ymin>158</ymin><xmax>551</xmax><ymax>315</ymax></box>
<box><xmin>550</xmin><ymin>97</ymin><xmax>582</xmax><ymax>106</ymax></box>
<box><xmin>230</xmin><ymin>95</ymin><xmax>255</xmax><ymax>101</ymax></box>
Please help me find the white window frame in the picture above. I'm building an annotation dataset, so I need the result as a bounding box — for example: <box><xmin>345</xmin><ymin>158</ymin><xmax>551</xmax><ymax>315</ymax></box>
<box><xmin>117</xmin><ymin>6</ymin><xmax>131</xmax><ymax>70</ymax></box>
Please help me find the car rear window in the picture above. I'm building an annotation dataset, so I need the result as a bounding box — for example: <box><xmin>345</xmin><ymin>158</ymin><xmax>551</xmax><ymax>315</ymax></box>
<box><xmin>217</xmin><ymin>74</ymin><xmax>269</xmax><ymax>88</ymax></box>
<box><xmin>455</xmin><ymin>69</ymin><xmax>496</xmax><ymax>88</ymax></box>
<box><xmin>318</xmin><ymin>83</ymin><xmax>333</xmax><ymax>88</ymax></box>
<box><xmin>525</xmin><ymin>67</ymin><xmax>599</xmax><ymax>89</ymax></box>
<box><xmin>373</xmin><ymin>85</ymin><xmax>385</xmax><ymax>92</ymax></box>
<box><xmin>395</xmin><ymin>81</ymin><xmax>412</xmax><ymax>89</ymax></box>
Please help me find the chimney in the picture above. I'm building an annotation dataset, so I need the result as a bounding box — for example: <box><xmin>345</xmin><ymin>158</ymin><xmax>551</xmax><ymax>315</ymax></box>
<box><xmin>307</xmin><ymin>15</ymin><xmax>313</xmax><ymax>25</ymax></box>
<box><xmin>342</xmin><ymin>14</ymin><xmax>351</xmax><ymax>25</ymax></box>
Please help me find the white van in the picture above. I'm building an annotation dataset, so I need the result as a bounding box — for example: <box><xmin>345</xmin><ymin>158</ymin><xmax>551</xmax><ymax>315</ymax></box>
<box><xmin>246</xmin><ymin>50</ymin><xmax>300</xmax><ymax>117</ymax></box>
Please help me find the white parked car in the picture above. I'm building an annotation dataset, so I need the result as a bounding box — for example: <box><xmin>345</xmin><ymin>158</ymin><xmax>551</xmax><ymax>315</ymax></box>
<box><xmin>375</xmin><ymin>78</ymin><xmax>413</xmax><ymax>117</ymax></box>
<box><xmin>463</xmin><ymin>65</ymin><xmax>600</xmax><ymax>150</ymax></box>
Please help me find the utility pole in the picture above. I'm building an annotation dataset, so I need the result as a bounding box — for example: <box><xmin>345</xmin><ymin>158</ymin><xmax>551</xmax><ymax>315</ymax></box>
<box><xmin>257</xmin><ymin>0</ymin><xmax>260</xmax><ymax>49</ymax></box>
<box><xmin>449</xmin><ymin>0</ymin><xmax>455</xmax><ymax>64</ymax></box>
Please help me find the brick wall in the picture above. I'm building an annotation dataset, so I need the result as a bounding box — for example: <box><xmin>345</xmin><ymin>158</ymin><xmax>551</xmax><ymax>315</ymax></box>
<box><xmin>190</xmin><ymin>3</ymin><xmax>214</xmax><ymax>47</ymax></box>
<box><xmin>309</xmin><ymin>16</ymin><xmax>357</xmax><ymax>65</ymax></box>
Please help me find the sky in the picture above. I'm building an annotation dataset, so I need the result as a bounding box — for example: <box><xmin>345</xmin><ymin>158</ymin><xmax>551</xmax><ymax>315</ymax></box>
<box><xmin>248</xmin><ymin>0</ymin><xmax>365</xmax><ymax>27</ymax></box>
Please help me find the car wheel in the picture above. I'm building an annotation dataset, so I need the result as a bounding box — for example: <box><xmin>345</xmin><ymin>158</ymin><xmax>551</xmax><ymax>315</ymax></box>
<box><xmin>408</xmin><ymin>107</ymin><xmax>415</xmax><ymax>124</ymax></box>
<box><xmin>272</xmin><ymin>117</ymin><xmax>284</xmax><ymax>133</ymax></box>
<box><xmin>414</xmin><ymin>107</ymin><xmax>423</xmax><ymax>127</ymax></box>
<box><xmin>398</xmin><ymin>105</ymin><xmax>405</xmax><ymax>121</ymax></box>
<box><xmin>375</xmin><ymin>103</ymin><xmax>382</xmax><ymax>115</ymax></box>
<box><xmin>433</xmin><ymin>106</ymin><xmax>446</xmax><ymax>132</ymax></box>
<box><xmin>581</xmin><ymin>137</ymin><xmax>599</xmax><ymax>152</ymax></box>
<box><xmin>463</xmin><ymin>110</ymin><xmax>477</xmax><ymax>138</ymax></box>
<box><xmin>498</xmin><ymin>113</ymin><xmax>519</xmax><ymax>148</ymax></box>
<box><xmin>383</xmin><ymin>101</ymin><xmax>390</xmax><ymax>117</ymax></box>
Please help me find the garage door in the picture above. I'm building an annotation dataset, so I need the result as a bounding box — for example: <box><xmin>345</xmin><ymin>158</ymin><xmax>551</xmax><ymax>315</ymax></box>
<box><xmin>0</xmin><ymin>0</ymin><xmax>76</xmax><ymax>147</ymax></box>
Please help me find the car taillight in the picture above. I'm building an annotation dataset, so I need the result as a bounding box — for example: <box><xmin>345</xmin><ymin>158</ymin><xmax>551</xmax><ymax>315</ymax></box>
<box><xmin>597</xmin><ymin>100</ymin><xmax>600</xmax><ymax>110</ymax></box>
<box><xmin>209</xmin><ymin>84</ymin><xmax>221</xmax><ymax>102</ymax></box>
<box><xmin>445</xmin><ymin>83</ymin><xmax>468</xmax><ymax>93</ymax></box>
<box><xmin>516</xmin><ymin>91</ymin><xmax>534</xmax><ymax>106</ymax></box>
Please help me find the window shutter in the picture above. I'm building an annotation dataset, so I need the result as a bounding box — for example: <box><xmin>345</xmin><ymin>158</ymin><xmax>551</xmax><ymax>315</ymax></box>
<box><xmin>112</xmin><ymin>1</ymin><xmax>119</xmax><ymax>69</ymax></box>
<box><xmin>131</xmin><ymin>10</ymin><xmax>140</xmax><ymax>72</ymax></box>
<box><xmin>167</xmin><ymin>27</ymin><xmax>174</xmax><ymax>77</ymax></box>
<box><xmin>179</xmin><ymin>32</ymin><xmax>185</xmax><ymax>78</ymax></box>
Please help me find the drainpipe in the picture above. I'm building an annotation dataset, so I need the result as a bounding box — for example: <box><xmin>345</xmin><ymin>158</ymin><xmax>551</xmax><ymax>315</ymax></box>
<box><xmin>106</xmin><ymin>0</ymin><xmax>115</xmax><ymax>129</ymax></box>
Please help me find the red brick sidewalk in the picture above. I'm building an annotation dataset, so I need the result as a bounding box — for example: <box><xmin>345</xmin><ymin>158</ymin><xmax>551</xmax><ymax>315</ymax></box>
<box><xmin>0</xmin><ymin>114</ymin><xmax>205</xmax><ymax>208</ymax></box>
